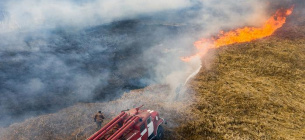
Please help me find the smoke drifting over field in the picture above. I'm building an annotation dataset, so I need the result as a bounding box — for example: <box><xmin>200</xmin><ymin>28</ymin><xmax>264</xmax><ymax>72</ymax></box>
<box><xmin>0</xmin><ymin>0</ymin><xmax>302</xmax><ymax>127</ymax></box>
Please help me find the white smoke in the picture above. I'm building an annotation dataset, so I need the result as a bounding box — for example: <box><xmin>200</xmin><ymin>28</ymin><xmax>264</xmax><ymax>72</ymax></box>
<box><xmin>1</xmin><ymin>0</ymin><xmax>192</xmax><ymax>33</ymax></box>
<box><xmin>0</xmin><ymin>0</ymin><xmax>287</xmax><ymax>126</ymax></box>
<box><xmin>148</xmin><ymin>0</ymin><xmax>272</xmax><ymax>99</ymax></box>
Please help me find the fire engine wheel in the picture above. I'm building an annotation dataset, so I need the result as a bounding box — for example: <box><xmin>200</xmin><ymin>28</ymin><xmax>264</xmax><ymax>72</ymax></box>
<box><xmin>155</xmin><ymin>125</ymin><xmax>164</xmax><ymax>140</ymax></box>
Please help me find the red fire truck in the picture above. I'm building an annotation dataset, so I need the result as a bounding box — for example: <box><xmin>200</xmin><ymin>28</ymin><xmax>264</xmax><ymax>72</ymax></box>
<box><xmin>87</xmin><ymin>105</ymin><xmax>165</xmax><ymax>140</ymax></box>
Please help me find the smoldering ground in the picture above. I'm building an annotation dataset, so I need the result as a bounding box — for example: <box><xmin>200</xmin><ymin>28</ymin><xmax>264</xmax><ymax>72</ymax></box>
<box><xmin>0</xmin><ymin>0</ymin><xmax>302</xmax><ymax>127</ymax></box>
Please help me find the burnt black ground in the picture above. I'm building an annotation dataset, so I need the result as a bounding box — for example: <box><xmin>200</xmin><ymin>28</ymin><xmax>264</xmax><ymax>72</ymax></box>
<box><xmin>0</xmin><ymin>19</ymin><xmax>191</xmax><ymax>126</ymax></box>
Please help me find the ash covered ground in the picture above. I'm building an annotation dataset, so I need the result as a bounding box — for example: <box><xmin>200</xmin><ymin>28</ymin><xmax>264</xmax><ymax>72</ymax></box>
<box><xmin>0</xmin><ymin>85</ymin><xmax>195</xmax><ymax>140</ymax></box>
<box><xmin>0</xmin><ymin>18</ymin><xmax>192</xmax><ymax>126</ymax></box>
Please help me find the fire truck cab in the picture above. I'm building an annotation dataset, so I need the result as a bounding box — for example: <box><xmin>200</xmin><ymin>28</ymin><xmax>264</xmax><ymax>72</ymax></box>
<box><xmin>87</xmin><ymin>105</ymin><xmax>165</xmax><ymax>140</ymax></box>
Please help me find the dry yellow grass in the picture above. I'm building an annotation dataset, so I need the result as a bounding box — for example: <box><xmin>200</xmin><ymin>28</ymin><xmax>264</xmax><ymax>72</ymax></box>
<box><xmin>177</xmin><ymin>36</ymin><xmax>305</xmax><ymax>139</ymax></box>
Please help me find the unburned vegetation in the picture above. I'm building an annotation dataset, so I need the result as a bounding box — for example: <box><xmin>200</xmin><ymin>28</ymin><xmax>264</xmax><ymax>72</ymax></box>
<box><xmin>177</xmin><ymin>36</ymin><xmax>305</xmax><ymax>139</ymax></box>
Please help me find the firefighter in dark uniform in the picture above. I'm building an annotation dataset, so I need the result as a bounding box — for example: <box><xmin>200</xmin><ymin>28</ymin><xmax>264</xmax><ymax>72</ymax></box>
<box><xmin>94</xmin><ymin>111</ymin><xmax>105</xmax><ymax>130</ymax></box>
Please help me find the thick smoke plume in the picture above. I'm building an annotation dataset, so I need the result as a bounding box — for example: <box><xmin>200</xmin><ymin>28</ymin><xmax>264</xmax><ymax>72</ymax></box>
<box><xmin>0</xmin><ymin>0</ymin><xmax>302</xmax><ymax>127</ymax></box>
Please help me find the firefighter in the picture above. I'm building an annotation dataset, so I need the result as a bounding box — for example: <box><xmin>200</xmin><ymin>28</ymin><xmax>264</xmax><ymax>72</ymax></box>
<box><xmin>94</xmin><ymin>111</ymin><xmax>105</xmax><ymax>130</ymax></box>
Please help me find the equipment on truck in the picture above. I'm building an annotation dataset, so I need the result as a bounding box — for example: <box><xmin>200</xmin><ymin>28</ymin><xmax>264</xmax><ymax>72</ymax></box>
<box><xmin>87</xmin><ymin>105</ymin><xmax>165</xmax><ymax>140</ymax></box>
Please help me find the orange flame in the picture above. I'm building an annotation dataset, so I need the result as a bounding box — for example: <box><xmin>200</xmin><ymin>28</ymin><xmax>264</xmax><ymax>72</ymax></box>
<box><xmin>182</xmin><ymin>7</ymin><xmax>294</xmax><ymax>62</ymax></box>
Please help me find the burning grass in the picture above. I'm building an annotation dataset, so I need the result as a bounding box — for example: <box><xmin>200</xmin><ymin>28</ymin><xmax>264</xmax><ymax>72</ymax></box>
<box><xmin>177</xmin><ymin>36</ymin><xmax>305</xmax><ymax>139</ymax></box>
<box><xmin>182</xmin><ymin>7</ymin><xmax>294</xmax><ymax>62</ymax></box>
